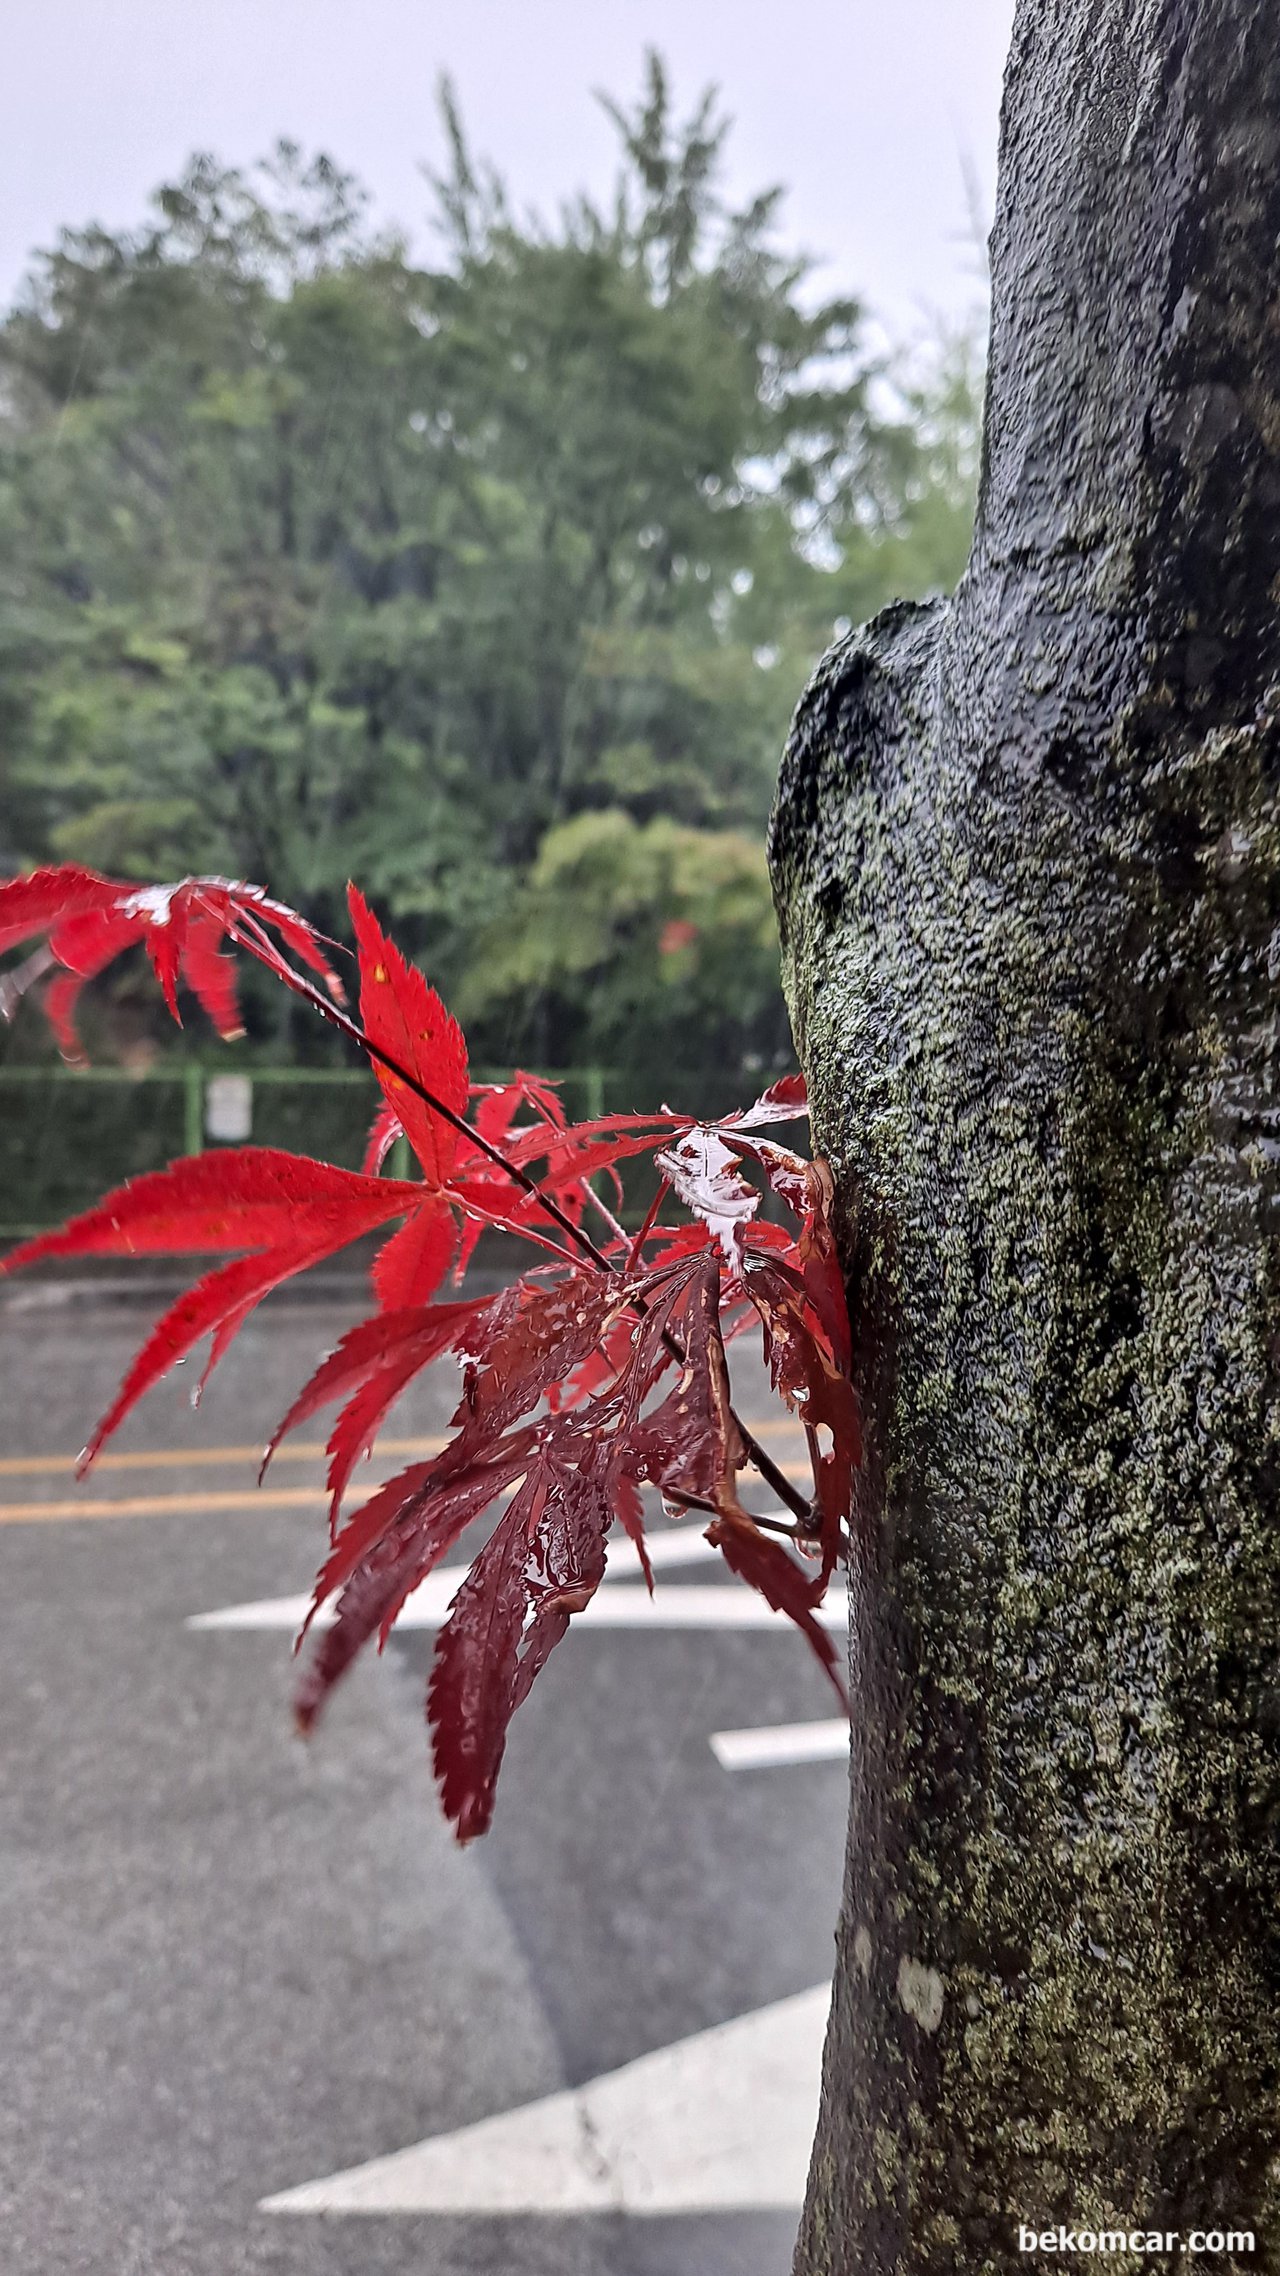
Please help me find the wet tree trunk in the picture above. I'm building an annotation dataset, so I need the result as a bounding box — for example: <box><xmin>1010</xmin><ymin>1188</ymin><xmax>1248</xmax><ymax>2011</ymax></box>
<box><xmin>770</xmin><ymin>5</ymin><xmax>1280</xmax><ymax>2269</ymax></box>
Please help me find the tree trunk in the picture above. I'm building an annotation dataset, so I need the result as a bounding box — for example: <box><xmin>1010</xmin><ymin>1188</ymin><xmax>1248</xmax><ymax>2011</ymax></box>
<box><xmin>770</xmin><ymin>5</ymin><xmax>1280</xmax><ymax>2268</ymax></box>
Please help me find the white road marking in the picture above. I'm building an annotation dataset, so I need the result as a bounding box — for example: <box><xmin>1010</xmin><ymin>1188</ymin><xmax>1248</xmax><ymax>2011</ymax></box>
<box><xmin>710</xmin><ymin>1719</ymin><xmax>850</xmax><ymax>1770</ymax></box>
<box><xmin>188</xmin><ymin>1579</ymin><xmax>849</xmax><ymax>1633</ymax></box>
<box><xmin>609</xmin><ymin>1531</ymin><xmax>721</xmax><ymax>1575</ymax></box>
<box><xmin>188</xmin><ymin>1523</ymin><xmax>849</xmax><ymax>1633</ymax></box>
<box><xmin>261</xmin><ymin>1984</ymin><xmax>829</xmax><ymax>2216</ymax></box>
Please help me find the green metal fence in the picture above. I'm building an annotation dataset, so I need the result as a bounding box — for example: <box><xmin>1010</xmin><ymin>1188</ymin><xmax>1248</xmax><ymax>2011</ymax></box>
<box><xmin>0</xmin><ymin>1061</ymin><xmax>750</xmax><ymax>1238</ymax></box>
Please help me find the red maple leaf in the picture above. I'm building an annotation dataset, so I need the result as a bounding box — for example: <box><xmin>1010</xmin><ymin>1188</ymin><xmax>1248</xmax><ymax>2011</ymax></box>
<box><xmin>0</xmin><ymin>864</ymin><xmax>861</xmax><ymax>1844</ymax></box>
<box><xmin>347</xmin><ymin>886</ymin><xmax>468</xmax><ymax>1184</ymax></box>
<box><xmin>0</xmin><ymin>866</ymin><xmax>342</xmax><ymax>1060</ymax></box>
<box><xmin>0</xmin><ymin>1149</ymin><xmax>460</xmax><ymax>1466</ymax></box>
<box><xmin>706</xmin><ymin>1512</ymin><xmax>846</xmax><ymax>1708</ymax></box>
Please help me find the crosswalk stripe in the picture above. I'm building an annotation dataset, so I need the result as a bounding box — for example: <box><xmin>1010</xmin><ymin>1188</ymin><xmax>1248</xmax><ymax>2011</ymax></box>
<box><xmin>710</xmin><ymin>1719</ymin><xmax>850</xmax><ymax>1770</ymax></box>
<box><xmin>189</xmin><ymin>1574</ymin><xmax>850</xmax><ymax>1634</ymax></box>
<box><xmin>261</xmin><ymin>1984</ymin><xmax>829</xmax><ymax>2216</ymax></box>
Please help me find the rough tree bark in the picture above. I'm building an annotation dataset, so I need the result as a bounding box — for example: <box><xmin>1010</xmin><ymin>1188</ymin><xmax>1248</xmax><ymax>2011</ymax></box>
<box><xmin>770</xmin><ymin>5</ymin><xmax>1280</xmax><ymax>2270</ymax></box>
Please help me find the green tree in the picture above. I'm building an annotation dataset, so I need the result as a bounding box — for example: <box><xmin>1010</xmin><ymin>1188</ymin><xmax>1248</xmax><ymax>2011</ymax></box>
<box><xmin>0</xmin><ymin>58</ymin><xmax>980</xmax><ymax>1080</ymax></box>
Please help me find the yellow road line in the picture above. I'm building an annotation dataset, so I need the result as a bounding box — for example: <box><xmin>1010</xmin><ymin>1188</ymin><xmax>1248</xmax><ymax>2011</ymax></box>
<box><xmin>0</xmin><ymin>1486</ymin><xmax>336</xmax><ymax>1523</ymax></box>
<box><xmin>0</xmin><ymin>1435</ymin><xmax>447</xmax><ymax>1478</ymax></box>
<box><xmin>0</xmin><ymin>1415</ymin><xmax>805</xmax><ymax>1480</ymax></box>
<box><xmin>0</xmin><ymin>1456</ymin><xmax>815</xmax><ymax>1524</ymax></box>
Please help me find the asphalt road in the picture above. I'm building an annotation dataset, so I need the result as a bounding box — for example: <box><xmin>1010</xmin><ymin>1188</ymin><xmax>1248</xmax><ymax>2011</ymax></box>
<box><xmin>0</xmin><ymin>1281</ymin><xmax>847</xmax><ymax>2276</ymax></box>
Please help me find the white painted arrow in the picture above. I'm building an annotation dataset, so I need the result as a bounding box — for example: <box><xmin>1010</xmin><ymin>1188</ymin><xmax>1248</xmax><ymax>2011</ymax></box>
<box><xmin>261</xmin><ymin>1984</ymin><xmax>829</xmax><ymax>2217</ymax></box>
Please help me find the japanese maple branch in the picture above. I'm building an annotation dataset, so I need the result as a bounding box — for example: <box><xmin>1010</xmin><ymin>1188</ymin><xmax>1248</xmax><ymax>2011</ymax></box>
<box><xmin>230</xmin><ymin>916</ymin><xmax>819</xmax><ymax>1534</ymax></box>
<box><xmin>652</xmin><ymin>1487</ymin><xmax>819</xmax><ymax>1545</ymax></box>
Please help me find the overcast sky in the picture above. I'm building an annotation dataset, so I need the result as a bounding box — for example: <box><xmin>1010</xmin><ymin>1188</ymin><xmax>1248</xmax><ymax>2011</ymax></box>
<box><xmin>4</xmin><ymin>0</ymin><xmax>1016</xmax><ymax>332</ymax></box>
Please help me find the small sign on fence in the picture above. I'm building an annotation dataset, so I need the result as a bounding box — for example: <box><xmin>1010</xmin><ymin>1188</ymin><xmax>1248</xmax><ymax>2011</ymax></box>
<box><xmin>204</xmin><ymin>1073</ymin><xmax>253</xmax><ymax>1144</ymax></box>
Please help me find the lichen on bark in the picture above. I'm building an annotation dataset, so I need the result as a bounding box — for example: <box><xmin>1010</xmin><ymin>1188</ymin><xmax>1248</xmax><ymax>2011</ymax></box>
<box><xmin>771</xmin><ymin>6</ymin><xmax>1280</xmax><ymax>2271</ymax></box>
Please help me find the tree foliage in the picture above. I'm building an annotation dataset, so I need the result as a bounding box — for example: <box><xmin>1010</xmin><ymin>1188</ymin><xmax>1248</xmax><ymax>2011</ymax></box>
<box><xmin>0</xmin><ymin>58</ymin><xmax>979</xmax><ymax>1078</ymax></box>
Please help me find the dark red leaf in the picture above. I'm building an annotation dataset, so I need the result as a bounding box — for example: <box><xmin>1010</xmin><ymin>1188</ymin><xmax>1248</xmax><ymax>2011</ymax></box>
<box><xmin>348</xmin><ymin>885</ymin><xmax>468</xmax><ymax>1183</ymax></box>
<box><xmin>449</xmin><ymin>1274</ymin><xmax>627</xmax><ymax>1448</ymax></box>
<box><xmin>621</xmin><ymin>1252</ymin><xmax>744</xmax><ymax>1512</ymax></box>
<box><xmin>426</xmin><ymin>1482</ymin><xmax>545</xmax><ymax>1843</ymax></box>
<box><xmin>609</xmin><ymin>1470</ymin><xmax>653</xmax><ymax>1592</ymax></box>
<box><xmin>428</xmin><ymin>1452</ymin><xmax>612</xmax><ymax>1841</ymax></box>
<box><xmin>728</xmin><ymin>1138</ymin><xmax>851</xmax><ymax>1375</ymax></box>
<box><xmin>722</xmin><ymin>1133</ymin><xmax>811</xmax><ymax>1216</ymax></box>
<box><xmin>552</xmin><ymin>1256</ymin><xmax>695</xmax><ymax>1508</ymax></box>
<box><xmin>706</xmin><ymin>1513</ymin><xmax>847</xmax><ymax>1708</ymax></box>
<box><xmin>744</xmin><ymin>1258</ymin><xmax>860</xmax><ymax>1580</ymax></box>
<box><xmin>554</xmin><ymin>1306</ymin><xmax>638</xmax><ymax>1412</ymax></box>
<box><xmin>314</xmin><ymin>1428</ymin><xmax>540</xmax><ymax>1630</ymax></box>
<box><xmin>296</xmin><ymin>1429</ymin><xmax>542</xmax><ymax>1729</ymax></box>
<box><xmin>511</xmin><ymin>1458</ymin><xmax>611</xmax><ymax>1695</ymax></box>
<box><xmin>622</xmin><ymin>1177</ymin><xmax>672</xmax><ymax>1271</ymax></box>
